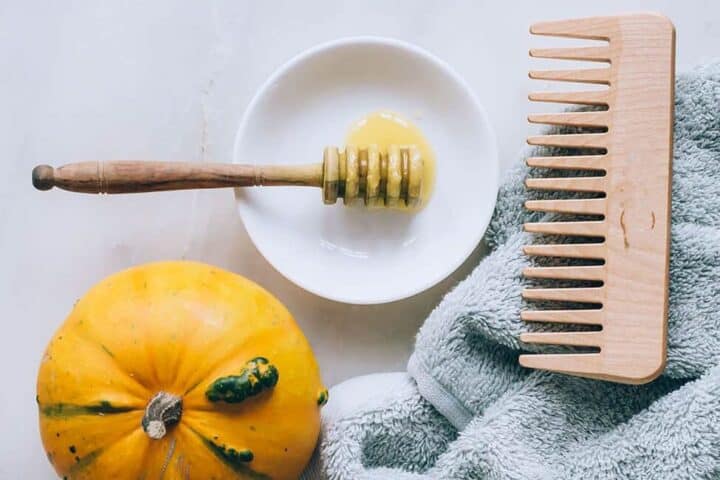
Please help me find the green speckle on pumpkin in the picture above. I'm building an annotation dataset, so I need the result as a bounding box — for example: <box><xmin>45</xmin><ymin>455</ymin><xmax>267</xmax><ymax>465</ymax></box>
<box><xmin>191</xmin><ymin>428</ymin><xmax>270</xmax><ymax>480</ymax></box>
<box><xmin>40</xmin><ymin>400</ymin><xmax>135</xmax><ymax>417</ymax></box>
<box><xmin>317</xmin><ymin>388</ymin><xmax>329</xmax><ymax>406</ymax></box>
<box><xmin>68</xmin><ymin>448</ymin><xmax>102</xmax><ymax>475</ymax></box>
<box><xmin>69</xmin><ymin>445</ymin><xmax>76</xmax><ymax>454</ymax></box>
<box><xmin>206</xmin><ymin>357</ymin><xmax>279</xmax><ymax>404</ymax></box>
<box><xmin>204</xmin><ymin>439</ymin><xmax>254</xmax><ymax>465</ymax></box>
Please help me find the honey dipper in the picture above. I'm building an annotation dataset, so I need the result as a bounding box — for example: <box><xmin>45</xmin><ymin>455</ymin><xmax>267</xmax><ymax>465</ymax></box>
<box><xmin>32</xmin><ymin>145</ymin><xmax>424</xmax><ymax>207</ymax></box>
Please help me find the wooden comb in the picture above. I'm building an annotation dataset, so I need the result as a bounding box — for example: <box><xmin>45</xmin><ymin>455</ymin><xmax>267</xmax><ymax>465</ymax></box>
<box><xmin>519</xmin><ymin>13</ymin><xmax>675</xmax><ymax>384</ymax></box>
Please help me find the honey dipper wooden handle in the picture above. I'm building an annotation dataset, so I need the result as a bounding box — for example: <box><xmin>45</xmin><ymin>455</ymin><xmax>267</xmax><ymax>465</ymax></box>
<box><xmin>31</xmin><ymin>161</ymin><xmax>324</xmax><ymax>194</ymax></box>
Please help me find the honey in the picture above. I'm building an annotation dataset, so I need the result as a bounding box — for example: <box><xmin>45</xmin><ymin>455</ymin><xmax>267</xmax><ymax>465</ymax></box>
<box><xmin>346</xmin><ymin>111</ymin><xmax>436</xmax><ymax>208</ymax></box>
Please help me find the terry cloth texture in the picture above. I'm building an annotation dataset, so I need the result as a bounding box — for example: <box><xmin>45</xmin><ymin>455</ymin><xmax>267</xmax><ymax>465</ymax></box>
<box><xmin>303</xmin><ymin>61</ymin><xmax>720</xmax><ymax>479</ymax></box>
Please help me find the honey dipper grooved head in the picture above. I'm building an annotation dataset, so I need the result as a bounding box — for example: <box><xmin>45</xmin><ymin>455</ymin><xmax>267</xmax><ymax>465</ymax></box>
<box><xmin>322</xmin><ymin>145</ymin><xmax>423</xmax><ymax>207</ymax></box>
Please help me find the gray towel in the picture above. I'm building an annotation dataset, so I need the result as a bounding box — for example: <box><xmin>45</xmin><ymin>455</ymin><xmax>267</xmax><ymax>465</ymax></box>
<box><xmin>304</xmin><ymin>61</ymin><xmax>720</xmax><ymax>479</ymax></box>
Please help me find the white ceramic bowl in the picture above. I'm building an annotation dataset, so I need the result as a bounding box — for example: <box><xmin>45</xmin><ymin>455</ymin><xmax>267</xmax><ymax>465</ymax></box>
<box><xmin>234</xmin><ymin>37</ymin><xmax>498</xmax><ymax>304</ymax></box>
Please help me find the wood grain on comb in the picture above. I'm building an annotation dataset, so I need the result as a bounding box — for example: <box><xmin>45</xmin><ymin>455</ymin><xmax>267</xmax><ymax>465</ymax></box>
<box><xmin>520</xmin><ymin>13</ymin><xmax>675</xmax><ymax>384</ymax></box>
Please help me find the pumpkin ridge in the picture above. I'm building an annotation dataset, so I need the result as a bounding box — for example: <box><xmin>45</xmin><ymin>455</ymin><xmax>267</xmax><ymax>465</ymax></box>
<box><xmin>183</xmin><ymin>378</ymin><xmax>204</xmax><ymax>397</ymax></box>
<box><xmin>180</xmin><ymin>326</ymin><xmax>279</xmax><ymax>398</ymax></box>
<box><xmin>42</xmin><ymin>415</ymin><xmax>143</xmax><ymax>476</ymax></box>
<box><xmin>142</xmin><ymin>322</ymin><xmax>165</xmax><ymax>390</ymax></box>
<box><xmin>167</xmin><ymin>315</ymin><xmax>205</xmax><ymax>394</ymax></box>
<box><xmin>149</xmin><ymin>297</ymin><xmax>216</xmax><ymax>393</ymax></box>
<box><xmin>100</xmin><ymin>344</ymin><xmax>115</xmax><ymax>358</ymax></box>
<box><xmin>66</xmin><ymin>426</ymin><xmax>152</xmax><ymax>477</ymax></box>
<box><xmin>70</xmin><ymin>329</ymin><xmax>153</xmax><ymax>397</ymax></box>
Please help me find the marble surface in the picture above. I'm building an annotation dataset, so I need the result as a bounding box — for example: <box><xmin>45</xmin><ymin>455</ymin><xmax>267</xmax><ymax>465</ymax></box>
<box><xmin>2</xmin><ymin>1</ymin><xmax>718</xmax><ymax>476</ymax></box>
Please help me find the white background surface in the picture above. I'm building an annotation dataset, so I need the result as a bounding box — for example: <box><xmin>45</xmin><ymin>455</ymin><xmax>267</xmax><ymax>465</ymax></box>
<box><xmin>2</xmin><ymin>1</ymin><xmax>717</xmax><ymax>477</ymax></box>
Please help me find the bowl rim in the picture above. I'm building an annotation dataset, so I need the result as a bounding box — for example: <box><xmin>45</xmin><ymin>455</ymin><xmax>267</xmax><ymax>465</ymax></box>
<box><xmin>233</xmin><ymin>36</ymin><xmax>499</xmax><ymax>304</ymax></box>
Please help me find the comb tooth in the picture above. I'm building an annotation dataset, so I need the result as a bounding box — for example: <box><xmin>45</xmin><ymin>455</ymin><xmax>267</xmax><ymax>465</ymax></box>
<box><xmin>529</xmin><ymin>90</ymin><xmax>609</xmax><ymax>106</ymax></box>
<box><xmin>525</xmin><ymin>198</ymin><xmax>606</xmax><ymax>215</ymax></box>
<box><xmin>519</xmin><ymin>353</ymin><xmax>603</xmax><ymax>376</ymax></box>
<box><xmin>525</xmin><ymin>176</ymin><xmax>606</xmax><ymax>192</ymax></box>
<box><xmin>527</xmin><ymin>133</ymin><xmax>608</xmax><ymax>149</ymax></box>
<box><xmin>523</xmin><ymin>243</ymin><xmax>605</xmax><ymax>259</ymax></box>
<box><xmin>530</xmin><ymin>46</ymin><xmax>611</xmax><ymax>62</ymax></box>
<box><xmin>521</xmin><ymin>309</ymin><xmax>604</xmax><ymax>325</ymax></box>
<box><xmin>520</xmin><ymin>331</ymin><xmax>603</xmax><ymax>347</ymax></box>
<box><xmin>522</xmin><ymin>286</ymin><xmax>604</xmax><ymax>303</ymax></box>
<box><xmin>523</xmin><ymin>265</ymin><xmax>605</xmax><ymax>281</ymax></box>
<box><xmin>528</xmin><ymin>111</ymin><xmax>610</xmax><ymax>128</ymax></box>
<box><xmin>530</xmin><ymin>17</ymin><xmax>614</xmax><ymax>40</ymax></box>
<box><xmin>526</xmin><ymin>155</ymin><xmax>606</xmax><ymax>171</ymax></box>
<box><xmin>529</xmin><ymin>68</ymin><xmax>610</xmax><ymax>85</ymax></box>
<box><xmin>523</xmin><ymin>221</ymin><xmax>605</xmax><ymax>237</ymax></box>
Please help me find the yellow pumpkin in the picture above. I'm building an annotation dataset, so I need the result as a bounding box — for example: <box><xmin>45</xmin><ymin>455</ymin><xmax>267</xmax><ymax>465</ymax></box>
<box><xmin>37</xmin><ymin>261</ymin><xmax>327</xmax><ymax>479</ymax></box>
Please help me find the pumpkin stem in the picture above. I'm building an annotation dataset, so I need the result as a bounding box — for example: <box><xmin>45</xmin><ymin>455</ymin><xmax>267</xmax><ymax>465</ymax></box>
<box><xmin>142</xmin><ymin>392</ymin><xmax>182</xmax><ymax>440</ymax></box>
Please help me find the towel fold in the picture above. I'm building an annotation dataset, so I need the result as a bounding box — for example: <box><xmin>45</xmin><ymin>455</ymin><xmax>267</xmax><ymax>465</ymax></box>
<box><xmin>304</xmin><ymin>61</ymin><xmax>720</xmax><ymax>479</ymax></box>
